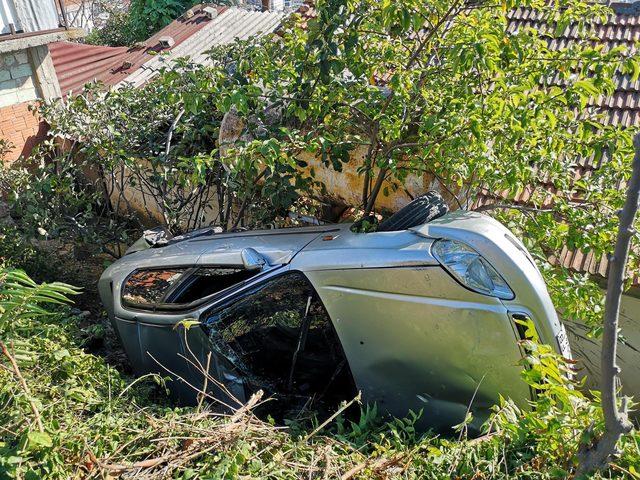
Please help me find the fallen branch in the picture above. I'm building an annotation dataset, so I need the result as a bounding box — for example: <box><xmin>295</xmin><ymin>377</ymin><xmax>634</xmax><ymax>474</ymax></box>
<box><xmin>467</xmin><ymin>432</ymin><xmax>497</xmax><ymax>446</ymax></box>
<box><xmin>303</xmin><ymin>392</ymin><xmax>362</xmax><ymax>443</ymax></box>
<box><xmin>341</xmin><ymin>453</ymin><xmax>406</xmax><ymax>480</ymax></box>
<box><xmin>88</xmin><ymin>449</ymin><xmax>171</xmax><ymax>473</ymax></box>
<box><xmin>0</xmin><ymin>340</ymin><xmax>44</xmax><ymax>433</ymax></box>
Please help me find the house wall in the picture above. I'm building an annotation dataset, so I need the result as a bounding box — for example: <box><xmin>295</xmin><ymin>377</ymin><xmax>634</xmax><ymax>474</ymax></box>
<box><xmin>0</xmin><ymin>45</ymin><xmax>59</xmax><ymax>163</ymax></box>
<box><xmin>0</xmin><ymin>101</ymin><xmax>46</xmax><ymax>163</ymax></box>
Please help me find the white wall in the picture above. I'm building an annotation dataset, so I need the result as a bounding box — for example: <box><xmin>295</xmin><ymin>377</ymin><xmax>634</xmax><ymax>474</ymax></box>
<box><xmin>0</xmin><ymin>0</ymin><xmax>20</xmax><ymax>34</ymax></box>
<box><xmin>565</xmin><ymin>293</ymin><xmax>640</xmax><ymax>398</ymax></box>
<box><xmin>2</xmin><ymin>0</ymin><xmax>59</xmax><ymax>33</ymax></box>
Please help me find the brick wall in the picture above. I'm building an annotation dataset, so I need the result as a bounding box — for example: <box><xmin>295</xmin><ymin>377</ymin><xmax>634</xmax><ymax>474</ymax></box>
<box><xmin>0</xmin><ymin>101</ymin><xmax>47</xmax><ymax>164</ymax></box>
<box><xmin>0</xmin><ymin>50</ymin><xmax>39</xmax><ymax>108</ymax></box>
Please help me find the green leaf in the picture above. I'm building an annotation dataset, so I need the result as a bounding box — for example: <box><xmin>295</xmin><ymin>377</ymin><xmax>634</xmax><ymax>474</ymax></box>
<box><xmin>470</xmin><ymin>119</ymin><xmax>481</xmax><ymax>140</ymax></box>
<box><xmin>27</xmin><ymin>431</ymin><xmax>52</xmax><ymax>450</ymax></box>
<box><xmin>173</xmin><ymin>318</ymin><xmax>201</xmax><ymax>331</ymax></box>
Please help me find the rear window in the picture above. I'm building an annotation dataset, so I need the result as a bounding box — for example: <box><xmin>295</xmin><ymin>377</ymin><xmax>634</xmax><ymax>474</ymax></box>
<box><xmin>166</xmin><ymin>268</ymin><xmax>258</xmax><ymax>304</ymax></box>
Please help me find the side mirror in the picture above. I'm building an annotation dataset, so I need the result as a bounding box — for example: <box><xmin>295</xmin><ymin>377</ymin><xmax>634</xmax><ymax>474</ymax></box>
<box><xmin>241</xmin><ymin>248</ymin><xmax>269</xmax><ymax>271</ymax></box>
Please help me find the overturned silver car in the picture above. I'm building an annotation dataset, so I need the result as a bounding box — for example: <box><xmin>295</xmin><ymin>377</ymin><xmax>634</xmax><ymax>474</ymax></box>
<box><xmin>99</xmin><ymin>200</ymin><xmax>570</xmax><ymax>431</ymax></box>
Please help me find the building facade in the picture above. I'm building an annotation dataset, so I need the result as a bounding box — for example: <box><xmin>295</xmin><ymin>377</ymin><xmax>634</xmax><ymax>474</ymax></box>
<box><xmin>0</xmin><ymin>0</ymin><xmax>82</xmax><ymax>163</ymax></box>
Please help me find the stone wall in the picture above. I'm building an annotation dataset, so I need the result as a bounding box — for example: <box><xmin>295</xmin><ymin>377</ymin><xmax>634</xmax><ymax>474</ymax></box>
<box><xmin>0</xmin><ymin>50</ymin><xmax>38</xmax><ymax>108</ymax></box>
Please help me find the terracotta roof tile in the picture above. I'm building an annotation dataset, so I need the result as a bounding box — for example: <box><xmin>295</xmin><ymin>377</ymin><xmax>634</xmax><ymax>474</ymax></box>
<box><xmin>477</xmin><ymin>3</ymin><xmax>640</xmax><ymax>284</ymax></box>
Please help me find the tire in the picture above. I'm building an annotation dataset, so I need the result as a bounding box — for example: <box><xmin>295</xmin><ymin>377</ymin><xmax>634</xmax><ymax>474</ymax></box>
<box><xmin>377</xmin><ymin>191</ymin><xmax>449</xmax><ymax>232</ymax></box>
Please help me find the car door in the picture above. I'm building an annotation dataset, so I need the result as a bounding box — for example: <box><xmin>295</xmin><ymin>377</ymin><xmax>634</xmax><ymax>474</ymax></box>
<box><xmin>304</xmin><ymin>265</ymin><xmax>530</xmax><ymax>432</ymax></box>
<box><xmin>189</xmin><ymin>270</ymin><xmax>357</xmax><ymax>417</ymax></box>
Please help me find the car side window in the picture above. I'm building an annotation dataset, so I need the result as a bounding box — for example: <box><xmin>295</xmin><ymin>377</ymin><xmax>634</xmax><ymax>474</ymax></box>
<box><xmin>121</xmin><ymin>267</ymin><xmax>259</xmax><ymax>310</ymax></box>
<box><xmin>166</xmin><ymin>267</ymin><xmax>257</xmax><ymax>304</ymax></box>
<box><xmin>202</xmin><ymin>271</ymin><xmax>356</xmax><ymax>414</ymax></box>
<box><xmin>121</xmin><ymin>268</ymin><xmax>187</xmax><ymax>308</ymax></box>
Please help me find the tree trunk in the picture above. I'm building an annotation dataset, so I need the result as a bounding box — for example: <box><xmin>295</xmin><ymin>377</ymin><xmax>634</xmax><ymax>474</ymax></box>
<box><xmin>576</xmin><ymin>133</ymin><xmax>640</xmax><ymax>475</ymax></box>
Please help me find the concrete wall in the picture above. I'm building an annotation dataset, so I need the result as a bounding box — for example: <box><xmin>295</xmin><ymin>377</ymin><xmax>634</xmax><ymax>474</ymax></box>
<box><xmin>565</xmin><ymin>293</ymin><xmax>640</xmax><ymax>398</ymax></box>
<box><xmin>301</xmin><ymin>147</ymin><xmax>459</xmax><ymax>212</ymax></box>
<box><xmin>0</xmin><ymin>45</ymin><xmax>60</xmax><ymax>163</ymax></box>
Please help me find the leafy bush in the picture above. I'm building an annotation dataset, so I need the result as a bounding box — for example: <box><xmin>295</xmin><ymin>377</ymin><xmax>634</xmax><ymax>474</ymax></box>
<box><xmin>0</xmin><ymin>139</ymin><xmax>13</xmax><ymax>162</ymax></box>
<box><xmin>0</xmin><ymin>139</ymin><xmax>137</xmax><ymax>259</ymax></box>
<box><xmin>84</xmin><ymin>10</ymin><xmax>142</xmax><ymax>47</ymax></box>
<box><xmin>33</xmin><ymin>58</ymin><xmax>322</xmax><ymax>245</ymax></box>
<box><xmin>129</xmin><ymin>0</ymin><xmax>195</xmax><ymax>38</ymax></box>
<box><xmin>0</xmin><ymin>227</ymin><xmax>61</xmax><ymax>282</ymax></box>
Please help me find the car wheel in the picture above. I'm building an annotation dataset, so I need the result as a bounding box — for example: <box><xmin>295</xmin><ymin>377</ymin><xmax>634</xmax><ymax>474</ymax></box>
<box><xmin>377</xmin><ymin>191</ymin><xmax>449</xmax><ymax>232</ymax></box>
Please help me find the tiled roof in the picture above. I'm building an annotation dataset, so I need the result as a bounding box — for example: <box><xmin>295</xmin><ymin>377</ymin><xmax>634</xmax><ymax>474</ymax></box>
<box><xmin>49</xmin><ymin>5</ymin><xmax>286</xmax><ymax>95</ymax></box>
<box><xmin>508</xmin><ymin>5</ymin><xmax>640</xmax><ymax>128</ymax></box>
<box><xmin>476</xmin><ymin>3</ymin><xmax>640</xmax><ymax>284</ymax></box>
<box><xmin>50</xmin><ymin>4</ymin><xmax>226</xmax><ymax>95</ymax></box>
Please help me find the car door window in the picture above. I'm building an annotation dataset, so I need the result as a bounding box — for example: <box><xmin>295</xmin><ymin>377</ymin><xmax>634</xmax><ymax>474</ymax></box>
<box><xmin>201</xmin><ymin>271</ymin><xmax>356</xmax><ymax>415</ymax></box>
<box><xmin>121</xmin><ymin>266</ymin><xmax>260</xmax><ymax>311</ymax></box>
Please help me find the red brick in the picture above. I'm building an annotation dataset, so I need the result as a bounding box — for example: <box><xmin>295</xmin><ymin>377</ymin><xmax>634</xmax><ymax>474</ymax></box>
<box><xmin>0</xmin><ymin>101</ymin><xmax>47</xmax><ymax>163</ymax></box>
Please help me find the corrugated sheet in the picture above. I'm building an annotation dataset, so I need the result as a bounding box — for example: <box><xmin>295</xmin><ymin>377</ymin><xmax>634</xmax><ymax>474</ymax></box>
<box><xmin>50</xmin><ymin>4</ymin><xmax>225</xmax><ymax>95</ymax></box>
<box><xmin>49</xmin><ymin>41</ymin><xmax>129</xmax><ymax>95</ymax></box>
<box><xmin>110</xmin><ymin>4</ymin><xmax>226</xmax><ymax>84</ymax></box>
<box><xmin>121</xmin><ymin>8</ymin><xmax>286</xmax><ymax>88</ymax></box>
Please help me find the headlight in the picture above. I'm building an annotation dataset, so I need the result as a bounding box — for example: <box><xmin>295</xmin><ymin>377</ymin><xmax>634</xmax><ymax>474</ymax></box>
<box><xmin>432</xmin><ymin>239</ymin><xmax>514</xmax><ymax>300</ymax></box>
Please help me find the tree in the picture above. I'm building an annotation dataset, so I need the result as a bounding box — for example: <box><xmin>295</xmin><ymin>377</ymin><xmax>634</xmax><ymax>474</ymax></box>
<box><xmin>209</xmin><ymin>0</ymin><xmax>640</xmax><ymax>470</ymax></box>
<box><xmin>207</xmin><ymin>0</ymin><xmax>639</xmax><ymax>317</ymax></box>
<box><xmin>576</xmin><ymin>134</ymin><xmax>639</xmax><ymax>475</ymax></box>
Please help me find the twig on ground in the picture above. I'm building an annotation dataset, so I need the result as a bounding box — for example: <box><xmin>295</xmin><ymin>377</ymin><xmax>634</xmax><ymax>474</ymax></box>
<box><xmin>341</xmin><ymin>453</ymin><xmax>406</xmax><ymax>480</ymax></box>
<box><xmin>303</xmin><ymin>392</ymin><xmax>362</xmax><ymax>443</ymax></box>
<box><xmin>0</xmin><ymin>340</ymin><xmax>44</xmax><ymax>433</ymax></box>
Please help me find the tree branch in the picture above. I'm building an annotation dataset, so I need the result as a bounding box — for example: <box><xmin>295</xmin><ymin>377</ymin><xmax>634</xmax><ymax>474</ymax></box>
<box><xmin>576</xmin><ymin>133</ymin><xmax>639</xmax><ymax>476</ymax></box>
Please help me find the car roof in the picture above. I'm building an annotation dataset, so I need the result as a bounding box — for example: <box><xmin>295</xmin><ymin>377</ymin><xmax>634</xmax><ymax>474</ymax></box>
<box><xmin>119</xmin><ymin>212</ymin><xmax>508</xmax><ymax>272</ymax></box>
<box><xmin>192</xmin><ymin>224</ymin><xmax>352</xmax><ymax>266</ymax></box>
